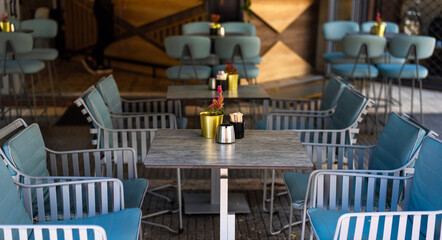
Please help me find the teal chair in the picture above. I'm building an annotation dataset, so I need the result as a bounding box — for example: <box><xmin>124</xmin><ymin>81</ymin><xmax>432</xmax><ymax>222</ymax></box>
<box><xmin>361</xmin><ymin>21</ymin><xmax>399</xmax><ymax>33</ymax></box>
<box><xmin>95</xmin><ymin>75</ymin><xmax>187</xmax><ymax>128</ymax></box>
<box><xmin>0</xmin><ymin>32</ymin><xmax>45</xmax><ymax>122</ymax></box>
<box><xmin>256</xmin><ymin>77</ymin><xmax>347</xmax><ymax>130</ymax></box>
<box><xmin>75</xmin><ymin>87</ymin><xmax>183</xmax><ymax>233</ymax></box>
<box><xmin>6</xmin><ymin>18</ymin><xmax>20</xmax><ymax>30</ymax></box>
<box><xmin>286</xmin><ymin>112</ymin><xmax>429</xmax><ymax>239</ymax></box>
<box><xmin>322</xmin><ymin>21</ymin><xmax>360</xmax><ymax>65</ymax></box>
<box><xmin>19</xmin><ymin>19</ymin><xmax>60</xmax><ymax>116</ymax></box>
<box><xmin>377</xmin><ymin>36</ymin><xmax>436</xmax><ymax>123</ymax></box>
<box><xmin>303</xmin><ymin>134</ymin><xmax>441</xmax><ymax>239</ymax></box>
<box><xmin>0</xmin><ymin>135</ymin><xmax>141</xmax><ymax>239</ymax></box>
<box><xmin>264</xmin><ymin>86</ymin><xmax>374</xmax><ymax>235</ymax></box>
<box><xmin>182</xmin><ymin>21</ymin><xmax>211</xmax><ymax>35</ymax></box>
<box><xmin>165</xmin><ymin>36</ymin><xmax>212</xmax><ymax>84</ymax></box>
<box><xmin>223</xmin><ymin>21</ymin><xmax>256</xmax><ymax>36</ymax></box>
<box><xmin>213</xmin><ymin>36</ymin><xmax>260</xmax><ymax>84</ymax></box>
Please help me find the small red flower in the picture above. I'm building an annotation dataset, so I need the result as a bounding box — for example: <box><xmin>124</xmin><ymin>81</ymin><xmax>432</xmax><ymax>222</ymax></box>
<box><xmin>224</xmin><ymin>62</ymin><xmax>237</xmax><ymax>74</ymax></box>
<box><xmin>206</xmin><ymin>85</ymin><xmax>225</xmax><ymax>115</ymax></box>
<box><xmin>376</xmin><ymin>12</ymin><xmax>382</xmax><ymax>23</ymax></box>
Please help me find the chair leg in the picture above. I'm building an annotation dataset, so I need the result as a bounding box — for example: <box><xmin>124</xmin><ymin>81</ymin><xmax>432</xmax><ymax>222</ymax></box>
<box><xmin>30</xmin><ymin>74</ymin><xmax>38</xmax><ymax>120</ymax></box>
<box><xmin>411</xmin><ymin>78</ymin><xmax>415</xmax><ymax>118</ymax></box>
<box><xmin>46</xmin><ymin>62</ymin><xmax>58</xmax><ymax>117</ymax></box>
<box><xmin>397</xmin><ymin>78</ymin><xmax>403</xmax><ymax>114</ymax></box>
<box><xmin>418</xmin><ymin>78</ymin><xmax>423</xmax><ymax>123</ymax></box>
<box><xmin>37</xmin><ymin>73</ymin><xmax>49</xmax><ymax>123</ymax></box>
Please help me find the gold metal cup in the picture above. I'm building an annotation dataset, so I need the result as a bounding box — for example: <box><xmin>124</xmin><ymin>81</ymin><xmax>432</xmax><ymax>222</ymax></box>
<box><xmin>227</xmin><ymin>74</ymin><xmax>239</xmax><ymax>91</ymax></box>
<box><xmin>370</xmin><ymin>22</ymin><xmax>386</xmax><ymax>37</ymax></box>
<box><xmin>200</xmin><ymin>112</ymin><xmax>223</xmax><ymax>138</ymax></box>
<box><xmin>0</xmin><ymin>21</ymin><xmax>13</xmax><ymax>32</ymax></box>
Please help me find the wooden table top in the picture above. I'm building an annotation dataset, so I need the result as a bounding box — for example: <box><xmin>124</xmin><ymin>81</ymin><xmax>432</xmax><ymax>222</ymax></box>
<box><xmin>144</xmin><ymin>129</ymin><xmax>313</xmax><ymax>170</ymax></box>
<box><xmin>166</xmin><ymin>85</ymin><xmax>271</xmax><ymax>100</ymax></box>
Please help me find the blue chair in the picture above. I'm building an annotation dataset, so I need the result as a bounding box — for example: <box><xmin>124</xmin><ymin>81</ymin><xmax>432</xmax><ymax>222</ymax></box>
<box><xmin>257</xmin><ymin>77</ymin><xmax>347</xmax><ymax>130</ymax></box>
<box><xmin>304</xmin><ymin>135</ymin><xmax>441</xmax><ymax>239</ymax></box>
<box><xmin>95</xmin><ymin>74</ymin><xmax>187</xmax><ymax>129</ymax></box>
<box><xmin>165</xmin><ymin>36</ymin><xmax>212</xmax><ymax>84</ymax></box>
<box><xmin>286</xmin><ymin>112</ymin><xmax>429</xmax><ymax>239</ymax></box>
<box><xmin>0</xmin><ymin>32</ymin><xmax>46</xmax><ymax>122</ymax></box>
<box><xmin>377</xmin><ymin>36</ymin><xmax>436</xmax><ymax>123</ymax></box>
<box><xmin>322</xmin><ymin>21</ymin><xmax>360</xmax><ymax>65</ymax></box>
<box><xmin>222</xmin><ymin>21</ymin><xmax>256</xmax><ymax>36</ymax></box>
<box><xmin>0</xmin><ymin>140</ymin><xmax>141</xmax><ymax>240</ymax></box>
<box><xmin>19</xmin><ymin>19</ymin><xmax>60</xmax><ymax>116</ymax></box>
<box><xmin>213</xmin><ymin>36</ymin><xmax>260</xmax><ymax>84</ymax></box>
<box><xmin>361</xmin><ymin>21</ymin><xmax>400</xmax><ymax>33</ymax></box>
<box><xmin>75</xmin><ymin>87</ymin><xmax>183</xmax><ymax>233</ymax></box>
<box><xmin>182</xmin><ymin>21</ymin><xmax>211</xmax><ymax>35</ymax></box>
<box><xmin>264</xmin><ymin>86</ymin><xmax>374</xmax><ymax>235</ymax></box>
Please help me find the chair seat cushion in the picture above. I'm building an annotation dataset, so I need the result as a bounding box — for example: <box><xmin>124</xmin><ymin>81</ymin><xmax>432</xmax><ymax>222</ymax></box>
<box><xmin>213</xmin><ymin>64</ymin><xmax>259</xmax><ymax>79</ymax></box>
<box><xmin>180</xmin><ymin>54</ymin><xmax>219</xmax><ymax>66</ymax></box>
<box><xmin>0</xmin><ymin>60</ymin><xmax>45</xmax><ymax>74</ymax></box>
<box><xmin>122</xmin><ymin>179</ymin><xmax>148</xmax><ymax>209</ymax></box>
<box><xmin>371</xmin><ymin>52</ymin><xmax>405</xmax><ymax>65</ymax></box>
<box><xmin>220</xmin><ymin>56</ymin><xmax>262</xmax><ymax>65</ymax></box>
<box><xmin>18</xmin><ymin>48</ymin><xmax>59</xmax><ymax>61</ymax></box>
<box><xmin>308</xmin><ymin>208</ymin><xmax>413</xmax><ymax>240</ymax></box>
<box><xmin>323</xmin><ymin>52</ymin><xmax>356</xmax><ymax>64</ymax></box>
<box><xmin>284</xmin><ymin>171</ymin><xmax>309</xmax><ymax>209</ymax></box>
<box><xmin>166</xmin><ymin>65</ymin><xmax>212</xmax><ymax>80</ymax></box>
<box><xmin>332</xmin><ymin>64</ymin><xmax>379</xmax><ymax>78</ymax></box>
<box><xmin>377</xmin><ymin>64</ymin><xmax>429</xmax><ymax>79</ymax></box>
<box><xmin>37</xmin><ymin>208</ymin><xmax>141</xmax><ymax>240</ymax></box>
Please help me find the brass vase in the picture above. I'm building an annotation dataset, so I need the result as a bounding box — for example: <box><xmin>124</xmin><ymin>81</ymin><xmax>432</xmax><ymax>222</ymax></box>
<box><xmin>227</xmin><ymin>74</ymin><xmax>239</xmax><ymax>91</ymax></box>
<box><xmin>0</xmin><ymin>21</ymin><xmax>13</xmax><ymax>32</ymax></box>
<box><xmin>370</xmin><ymin>22</ymin><xmax>386</xmax><ymax>37</ymax></box>
<box><xmin>200</xmin><ymin>112</ymin><xmax>223</xmax><ymax>138</ymax></box>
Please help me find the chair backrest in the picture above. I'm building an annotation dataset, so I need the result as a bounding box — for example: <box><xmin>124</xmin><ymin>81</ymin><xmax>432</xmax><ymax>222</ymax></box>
<box><xmin>361</xmin><ymin>21</ymin><xmax>399</xmax><ymax>33</ymax></box>
<box><xmin>165</xmin><ymin>36</ymin><xmax>211</xmax><ymax>60</ymax></box>
<box><xmin>323</xmin><ymin>21</ymin><xmax>359</xmax><ymax>41</ymax></box>
<box><xmin>389</xmin><ymin>36</ymin><xmax>436</xmax><ymax>60</ymax></box>
<box><xmin>21</xmin><ymin>19</ymin><xmax>57</xmax><ymax>39</ymax></box>
<box><xmin>222</xmin><ymin>22</ymin><xmax>256</xmax><ymax>36</ymax></box>
<box><xmin>341</xmin><ymin>34</ymin><xmax>386</xmax><ymax>58</ymax></box>
<box><xmin>182</xmin><ymin>21</ymin><xmax>211</xmax><ymax>35</ymax></box>
<box><xmin>319</xmin><ymin>78</ymin><xmax>347</xmax><ymax>110</ymax></box>
<box><xmin>329</xmin><ymin>87</ymin><xmax>368</xmax><ymax>130</ymax></box>
<box><xmin>6</xmin><ymin>18</ymin><xmax>20</xmax><ymax>30</ymax></box>
<box><xmin>0</xmin><ymin>32</ymin><xmax>33</xmax><ymax>55</ymax></box>
<box><xmin>0</xmin><ymin>155</ymin><xmax>33</xmax><ymax>225</ymax></box>
<box><xmin>369</xmin><ymin>113</ymin><xmax>427</xmax><ymax>170</ymax></box>
<box><xmin>215</xmin><ymin>36</ymin><xmax>260</xmax><ymax>59</ymax></box>
<box><xmin>82</xmin><ymin>87</ymin><xmax>114</xmax><ymax>130</ymax></box>
<box><xmin>95</xmin><ymin>75</ymin><xmax>123</xmax><ymax>113</ymax></box>
<box><xmin>1</xmin><ymin>123</ymin><xmax>51</xmax><ymax>179</ymax></box>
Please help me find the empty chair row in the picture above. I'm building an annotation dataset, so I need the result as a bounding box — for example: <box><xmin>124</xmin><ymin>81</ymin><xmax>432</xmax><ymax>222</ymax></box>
<box><xmin>182</xmin><ymin>21</ymin><xmax>256</xmax><ymax>36</ymax></box>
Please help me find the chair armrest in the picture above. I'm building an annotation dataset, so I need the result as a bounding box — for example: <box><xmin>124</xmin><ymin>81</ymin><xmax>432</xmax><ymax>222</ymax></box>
<box><xmin>120</xmin><ymin>98</ymin><xmax>182</xmax><ymax>117</ymax></box>
<box><xmin>16</xmin><ymin>178</ymin><xmax>125</xmax><ymax>222</ymax></box>
<box><xmin>334</xmin><ymin>210</ymin><xmax>442</xmax><ymax>240</ymax></box>
<box><xmin>264</xmin><ymin>98</ymin><xmax>322</xmax><ymax>116</ymax></box>
<box><xmin>110</xmin><ymin>113</ymin><xmax>177</xmax><ymax>129</ymax></box>
<box><xmin>266</xmin><ymin>112</ymin><xmax>333</xmax><ymax>131</ymax></box>
<box><xmin>0</xmin><ymin>225</ymin><xmax>107</xmax><ymax>240</ymax></box>
<box><xmin>45</xmin><ymin>148</ymin><xmax>138</xmax><ymax>180</ymax></box>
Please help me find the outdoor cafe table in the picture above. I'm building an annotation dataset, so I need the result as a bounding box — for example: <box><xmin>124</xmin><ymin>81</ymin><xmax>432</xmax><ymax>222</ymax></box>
<box><xmin>166</xmin><ymin>84</ymin><xmax>270</xmax><ymax>100</ymax></box>
<box><xmin>144</xmin><ymin>129</ymin><xmax>313</xmax><ymax>240</ymax></box>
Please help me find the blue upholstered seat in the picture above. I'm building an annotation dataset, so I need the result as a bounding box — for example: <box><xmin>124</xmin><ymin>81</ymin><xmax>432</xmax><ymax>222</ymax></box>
<box><xmin>19</xmin><ymin>48</ymin><xmax>58</xmax><ymax>61</ymax></box>
<box><xmin>0</xmin><ymin>59</ymin><xmax>45</xmax><ymax>74</ymax></box>
<box><xmin>123</xmin><ymin>179</ymin><xmax>148</xmax><ymax>208</ymax></box>
<box><xmin>181</xmin><ymin>21</ymin><xmax>211</xmax><ymax>35</ymax></box>
<box><xmin>308</xmin><ymin>136</ymin><xmax>442</xmax><ymax>239</ymax></box>
<box><xmin>222</xmin><ymin>22</ymin><xmax>256</xmax><ymax>36</ymax></box>
<box><xmin>332</xmin><ymin>63</ymin><xmax>379</xmax><ymax>78</ymax></box>
<box><xmin>377</xmin><ymin>64</ymin><xmax>429</xmax><ymax>79</ymax></box>
<box><xmin>322</xmin><ymin>21</ymin><xmax>359</xmax><ymax>64</ymax></box>
<box><xmin>37</xmin><ymin>208</ymin><xmax>142</xmax><ymax>240</ymax></box>
<box><xmin>361</xmin><ymin>21</ymin><xmax>399</xmax><ymax>33</ymax></box>
<box><xmin>322</xmin><ymin>52</ymin><xmax>355</xmax><ymax>64</ymax></box>
<box><xmin>371</xmin><ymin>52</ymin><xmax>405</xmax><ymax>65</ymax></box>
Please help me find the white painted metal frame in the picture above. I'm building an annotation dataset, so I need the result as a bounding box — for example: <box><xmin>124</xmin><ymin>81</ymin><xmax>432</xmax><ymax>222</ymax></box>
<box><xmin>0</xmin><ymin>225</ymin><xmax>108</xmax><ymax>240</ymax></box>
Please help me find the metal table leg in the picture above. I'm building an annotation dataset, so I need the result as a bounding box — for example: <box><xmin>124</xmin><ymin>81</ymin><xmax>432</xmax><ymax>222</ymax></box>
<box><xmin>220</xmin><ymin>168</ymin><xmax>235</xmax><ymax>240</ymax></box>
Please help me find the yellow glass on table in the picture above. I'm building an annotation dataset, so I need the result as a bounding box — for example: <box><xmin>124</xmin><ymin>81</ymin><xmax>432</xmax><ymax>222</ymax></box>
<box><xmin>200</xmin><ymin>85</ymin><xmax>225</xmax><ymax>138</ymax></box>
<box><xmin>370</xmin><ymin>12</ymin><xmax>386</xmax><ymax>37</ymax></box>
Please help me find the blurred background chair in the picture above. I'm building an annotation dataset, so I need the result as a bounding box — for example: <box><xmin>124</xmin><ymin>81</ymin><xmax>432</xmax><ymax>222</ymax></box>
<box><xmin>377</xmin><ymin>36</ymin><xmax>436</xmax><ymax>123</ymax></box>
<box><xmin>322</xmin><ymin>21</ymin><xmax>360</xmax><ymax>74</ymax></box>
<box><xmin>182</xmin><ymin>21</ymin><xmax>211</xmax><ymax>35</ymax></box>
<box><xmin>222</xmin><ymin>22</ymin><xmax>256</xmax><ymax>36</ymax></box>
<box><xmin>304</xmin><ymin>135</ymin><xmax>441</xmax><ymax>239</ymax></box>
<box><xmin>213</xmin><ymin>36</ymin><xmax>260</xmax><ymax>84</ymax></box>
<box><xmin>0</xmin><ymin>32</ymin><xmax>45</xmax><ymax>122</ymax></box>
<box><xmin>165</xmin><ymin>36</ymin><xmax>212</xmax><ymax>85</ymax></box>
<box><xmin>19</xmin><ymin>19</ymin><xmax>60</xmax><ymax>116</ymax></box>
